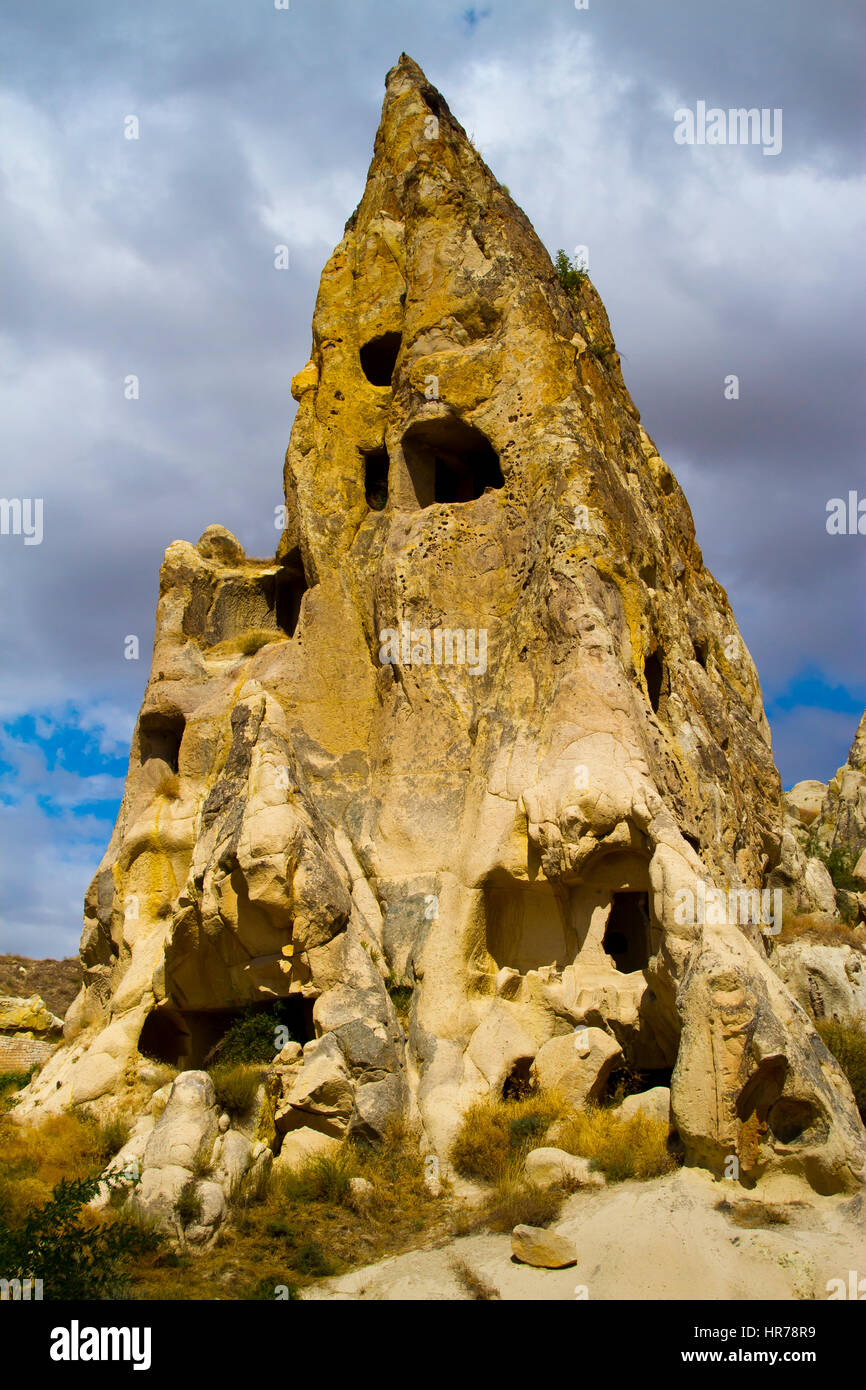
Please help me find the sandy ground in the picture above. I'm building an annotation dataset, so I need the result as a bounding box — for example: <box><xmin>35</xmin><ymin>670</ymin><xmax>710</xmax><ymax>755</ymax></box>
<box><xmin>302</xmin><ymin>1168</ymin><xmax>865</xmax><ymax>1301</ymax></box>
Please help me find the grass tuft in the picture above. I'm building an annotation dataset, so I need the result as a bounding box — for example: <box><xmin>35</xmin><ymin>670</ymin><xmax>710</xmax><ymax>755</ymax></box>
<box><xmin>556</xmin><ymin>1106</ymin><xmax>676</xmax><ymax>1182</ymax></box>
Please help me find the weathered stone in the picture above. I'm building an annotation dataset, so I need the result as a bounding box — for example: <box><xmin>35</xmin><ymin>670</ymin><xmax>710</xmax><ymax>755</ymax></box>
<box><xmin>613</xmin><ymin>1086</ymin><xmax>671</xmax><ymax>1126</ymax></box>
<box><xmin>524</xmin><ymin>1147</ymin><xmax>605</xmax><ymax>1190</ymax></box>
<box><xmin>511</xmin><ymin>1224</ymin><xmax>577</xmax><ymax>1268</ymax></box>
<box><xmin>273</xmin><ymin>1126</ymin><xmax>342</xmax><ymax>1171</ymax></box>
<box><xmin>0</xmin><ymin>995</ymin><xmax>63</xmax><ymax>1035</ymax></box>
<box><xmin>783</xmin><ymin>782</ymin><xmax>827</xmax><ymax>827</ymax></box>
<box><xmin>530</xmin><ymin>1029</ymin><xmax>622</xmax><ymax>1108</ymax></box>
<box><xmin>770</xmin><ymin>944</ymin><xmax>866</xmax><ymax>1027</ymax></box>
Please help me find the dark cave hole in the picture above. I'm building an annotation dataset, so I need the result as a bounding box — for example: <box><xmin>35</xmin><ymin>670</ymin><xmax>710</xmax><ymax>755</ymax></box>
<box><xmin>693</xmin><ymin>639</ymin><xmax>708</xmax><ymax>669</ymax></box>
<box><xmin>272</xmin><ymin>551</ymin><xmax>308</xmax><ymax>638</ymax></box>
<box><xmin>139</xmin><ymin>997</ymin><xmax>316</xmax><ymax>1071</ymax></box>
<box><xmin>363</xmin><ymin>448</ymin><xmax>390</xmax><ymax>510</ymax></box>
<box><xmin>360</xmin><ymin>332</ymin><xmax>402</xmax><ymax>387</ymax></box>
<box><xmin>602</xmin><ymin>891</ymin><xmax>651</xmax><ymax>973</ymax></box>
<box><xmin>403</xmin><ymin>415</ymin><xmax>503</xmax><ymax>508</ymax></box>
<box><xmin>644</xmin><ymin>649</ymin><xmax>665</xmax><ymax>714</ymax></box>
<box><xmin>139</xmin><ymin>711</ymin><xmax>185</xmax><ymax>773</ymax></box>
<box><xmin>502</xmin><ymin>1056</ymin><xmax>534</xmax><ymax>1101</ymax></box>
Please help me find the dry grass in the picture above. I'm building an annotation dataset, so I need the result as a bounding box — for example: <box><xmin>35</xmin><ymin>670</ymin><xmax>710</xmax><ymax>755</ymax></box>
<box><xmin>0</xmin><ymin>954</ymin><xmax>82</xmax><ymax>1016</ymax></box>
<box><xmin>556</xmin><ymin>1107</ymin><xmax>676</xmax><ymax>1182</ymax></box>
<box><xmin>128</xmin><ymin>1118</ymin><xmax>451</xmax><ymax>1300</ymax></box>
<box><xmin>208</xmin><ymin>1063</ymin><xmax>265</xmax><ymax>1119</ymax></box>
<box><xmin>0</xmin><ymin>1107</ymin><xmax>127</xmax><ymax>1228</ymax></box>
<box><xmin>776</xmin><ymin>913</ymin><xmax>865</xmax><ymax>952</ymax></box>
<box><xmin>450</xmin><ymin>1256</ymin><xmax>501</xmax><ymax>1299</ymax></box>
<box><xmin>449</xmin><ymin>1090</ymin><xmax>564</xmax><ymax>1183</ymax></box>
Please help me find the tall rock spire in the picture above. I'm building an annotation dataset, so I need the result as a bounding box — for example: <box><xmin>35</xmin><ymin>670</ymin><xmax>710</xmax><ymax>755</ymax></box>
<box><xmin>18</xmin><ymin>57</ymin><xmax>865</xmax><ymax>1200</ymax></box>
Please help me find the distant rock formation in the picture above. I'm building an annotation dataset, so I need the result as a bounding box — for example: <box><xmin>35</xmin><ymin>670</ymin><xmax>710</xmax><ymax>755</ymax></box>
<box><xmin>16</xmin><ymin>56</ymin><xmax>865</xmax><ymax>1195</ymax></box>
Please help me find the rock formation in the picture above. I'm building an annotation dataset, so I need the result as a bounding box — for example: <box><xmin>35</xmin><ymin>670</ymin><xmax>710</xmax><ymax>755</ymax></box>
<box><xmin>16</xmin><ymin>56</ymin><xmax>866</xmax><ymax>1197</ymax></box>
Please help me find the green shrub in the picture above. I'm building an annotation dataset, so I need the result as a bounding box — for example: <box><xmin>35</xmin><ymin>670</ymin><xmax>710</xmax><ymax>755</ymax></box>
<box><xmin>0</xmin><ymin>1068</ymin><xmax>36</xmax><ymax>1112</ymax></box>
<box><xmin>449</xmin><ymin>1091</ymin><xmax>563</xmax><ymax>1183</ymax></box>
<box><xmin>806</xmin><ymin>840</ymin><xmax>860</xmax><ymax>892</ymax></box>
<box><xmin>175</xmin><ymin>1178</ymin><xmax>202</xmax><ymax>1227</ymax></box>
<box><xmin>209</xmin><ymin>1063</ymin><xmax>263</xmax><ymax>1119</ymax></box>
<box><xmin>208</xmin><ymin>1005</ymin><xmax>294</xmax><ymax>1067</ymax></box>
<box><xmin>0</xmin><ymin>1170</ymin><xmax>153</xmax><ymax>1299</ymax></box>
<box><xmin>817</xmin><ymin>1021</ymin><xmax>866</xmax><ymax>1120</ymax></box>
<box><xmin>554</xmin><ymin>248</ymin><xmax>588</xmax><ymax>295</ymax></box>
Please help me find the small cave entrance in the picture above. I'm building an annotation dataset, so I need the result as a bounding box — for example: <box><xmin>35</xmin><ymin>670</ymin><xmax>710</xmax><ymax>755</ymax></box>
<box><xmin>138</xmin><ymin>998</ymin><xmax>316</xmax><ymax>1071</ymax></box>
<box><xmin>139</xmin><ymin>711</ymin><xmax>185</xmax><ymax>772</ymax></box>
<box><xmin>403</xmin><ymin>415</ymin><xmax>503</xmax><ymax>509</ymax></box>
<box><xmin>360</xmin><ymin>332</ymin><xmax>402</xmax><ymax>387</ymax></box>
<box><xmin>643</xmin><ymin>649</ymin><xmax>665</xmax><ymax>714</ymax></box>
<box><xmin>138</xmin><ymin>1008</ymin><xmax>191</xmax><ymax>1068</ymax></box>
<box><xmin>270</xmin><ymin>549</ymin><xmax>308</xmax><ymax>638</ymax></box>
<box><xmin>363</xmin><ymin>448</ymin><xmax>389</xmax><ymax>510</ymax></box>
<box><xmin>602</xmin><ymin>891</ymin><xmax>651</xmax><ymax>974</ymax></box>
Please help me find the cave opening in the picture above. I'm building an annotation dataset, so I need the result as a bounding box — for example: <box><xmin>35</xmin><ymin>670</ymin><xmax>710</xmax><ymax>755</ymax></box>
<box><xmin>360</xmin><ymin>332</ymin><xmax>402</xmax><ymax>387</ymax></box>
<box><xmin>363</xmin><ymin>448</ymin><xmax>389</xmax><ymax>510</ymax></box>
<box><xmin>403</xmin><ymin>415</ymin><xmax>503</xmax><ymax>508</ymax></box>
<box><xmin>602</xmin><ymin>891</ymin><xmax>651</xmax><ymax>973</ymax></box>
<box><xmin>644</xmin><ymin>650</ymin><xmax>665</xmax><ymax>714</ymax></box>
<box><xmin>138</xmin><ymin>997</ymin><xmax>316</xmax><ymax>1071</ymax></box>
<box><xmin>272</xmin><ymin>551</ymin><xmax>308</xmax><ymax>638</ymax></box>
<box><xmin>139</xmin><ymin>711</ymin><xmax>185</xmax><ymax>772</ymax></box>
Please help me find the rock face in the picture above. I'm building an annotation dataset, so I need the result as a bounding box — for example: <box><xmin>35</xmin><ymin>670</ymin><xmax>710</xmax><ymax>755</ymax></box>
<box><xmin>811</xmin><ymin>711</ymin><xmax>866</xmax><ymax>859</ymax></box>
<box><xmin>16</xmin><ymin>56</ymin><xmax>865</xmax><ymax>1193</ymax></box>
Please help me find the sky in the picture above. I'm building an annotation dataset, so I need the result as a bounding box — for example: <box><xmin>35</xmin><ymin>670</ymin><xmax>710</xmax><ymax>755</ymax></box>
<box><xmin>1</xmin><ymin>0</ymin><xmax>864</xmax><ymax>958</ymax></box>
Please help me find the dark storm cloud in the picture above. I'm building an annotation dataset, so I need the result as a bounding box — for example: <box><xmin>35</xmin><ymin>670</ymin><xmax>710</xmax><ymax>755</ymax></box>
<box><xmin>0</xmin><ymin>0</ymin><xmax>863</xmax><ymax>951</ymax></box>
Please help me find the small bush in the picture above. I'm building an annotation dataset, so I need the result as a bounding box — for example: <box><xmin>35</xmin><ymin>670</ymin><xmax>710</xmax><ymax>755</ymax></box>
<box><xmin>449</xmin><ymin>1091</ymin><xmax>563</xmax><ymax>1183</ymax></box>
<box><xmin>817</xmin><ymin>1020</ymin><xmax>866</xmax><ymax>1120</ymax></box>
<box><xmin>554</xmin><ymin>248</ymin><xmax>588</xmax><ymax>295</ymax></box>
<box><xmin>209</xmin><ymin>1063</ymin><xmax>264</xmax><ymax>1119</ymax></box>
<box><xmin>777</xmin><ymin>913</ymin><xmax>864</xmax><ymax>952</ymax></box>
<box><xmin>483</xmin><ymin>1177</ymin><xmax>564</xmax><ymax>1232</ymax></box>
<box><xmin>0</xmin><ymin>1068</ymin><xmax>36</xmax><ymax>1112</ymax></box>
<box><xmin>175</xmin><ymin>1178</ymin><xmax>202</xmax><ymax>1227</ymax></box>
<box><xmin>557</xmin><ymin>1107</ymin><xmax>676</xmax><ymax>1182</ymax></box>
<box><xmin>808</xmin><ymin>841</ymin><xmax>860</xmax><ymax>892</ymax></box>
<box><xmin>386</xmin><ymin>983</ymin><xmax>414</xmax><ymax>1027</ymax></box>
<box><xmin>587</xmin><ymin>341</ymin><xmax>616</xmax><ymax>366</ymax></box>
<box><xmin>0</xmin><ymin>1170</ymin><xmax>151</xmax><ymax>1299</ymax></box>
<box><xmin>275</xmin><ymin>1149</ymin><xmax>359</xmax><ymax>1207</ymax></box>
<box><xmin>208</xmin><ymin>1004</ymin><xmax>297</xmax><ymax>1067</ymax></box>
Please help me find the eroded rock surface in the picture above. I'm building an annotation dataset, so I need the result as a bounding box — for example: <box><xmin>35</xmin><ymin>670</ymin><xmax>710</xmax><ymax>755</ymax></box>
<box><xmin>15</xmin><ymin>56</ymin><xmax>865</xmax><ymax>1194</ymax></box>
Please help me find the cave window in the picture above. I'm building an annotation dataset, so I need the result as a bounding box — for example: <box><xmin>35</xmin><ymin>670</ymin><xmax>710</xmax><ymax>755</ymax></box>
<box><xmin>139</xmin><ymin>711</ymin><xmax>185</xmax><ymax>772</ymax></box>
<box><xmin>693</xmin><ymin>639</ymin><xmax>708</xmax><ymax>669</ymax></box>
<box><xmin>138</xmin><ymin>1008</ymin><xmax>189</xmax><ymax>1067</ymax></box>
<box><xmin>272</xmin><ymin>552</ymin><xmax>308</xmax><ymax>638</ymax></box>
<box><xmin>363</xmin><ymin>448</ymin><xmax>389</xmax><ymax>511</ymax></box>
<box><xmin>403</xmin><ymin>416</ymin><xmax>503</xmax><ymax>508</ymax></box>
<box><xmin>644</xmin><ymin>650</ymin><xmax>665</xmax><ymax>714</ymax></box>
<box><xmin>602</xmin><ymin>891</ymin><xmax>651</xmax><ymax>973</ymax></box>
<box><xmin>360</xmin><ymin>332</ymin><xmax>402</xmax><ymax>387</ymax></box>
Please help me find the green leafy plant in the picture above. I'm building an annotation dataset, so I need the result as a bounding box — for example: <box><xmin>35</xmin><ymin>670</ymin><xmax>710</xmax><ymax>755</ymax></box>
<box><xmin>175</xmin><ymin>1178</ymin><xmax>203</xmax><ymax>1227</ymax></box>
<box><xmin>555</xmin><ymin>248</ymin><xmax>588</xmax><ymax>294</ymax></box>
<box><xmin>208</xmin><ymin>1004</ymin><xmax>295</xmax><ymax>1067</ymax></box>
<box><xmin>0</xmin><ymin>1170</ymin><xmax>155</xmax><ymax>1299</ymax></box>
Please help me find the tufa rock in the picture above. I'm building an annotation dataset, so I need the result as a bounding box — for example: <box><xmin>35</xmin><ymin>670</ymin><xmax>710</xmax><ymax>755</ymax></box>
<box><xmin>15</xmin><ymin>55</ymin><xmax>865</xmax><ymax>1195</ymax></box>
<box><xmin>511</xmin><ymin>1224</ymin><xmax>578</xmax><ymax>1268</ymax></box>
